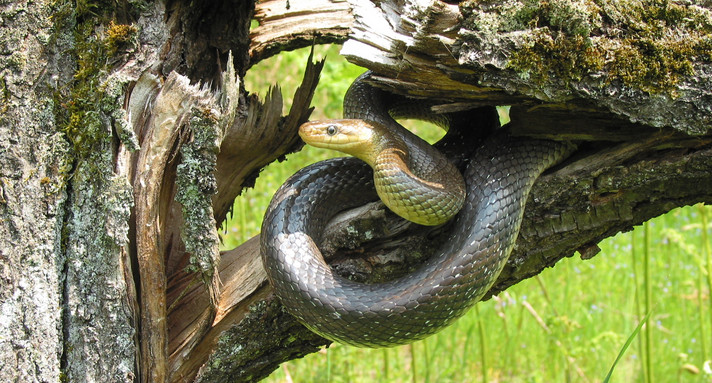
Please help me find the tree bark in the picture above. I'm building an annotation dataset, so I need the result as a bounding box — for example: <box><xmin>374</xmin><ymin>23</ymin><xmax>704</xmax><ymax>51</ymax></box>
<box><xmin>0</xmin><ymin>0</ymin><xmax>710</xmax><ymax>382</ymax></box>
<box><xmin>0</xmin><ymin>2</ymin><xmax>69</xmax><ymax>382</ymax></box>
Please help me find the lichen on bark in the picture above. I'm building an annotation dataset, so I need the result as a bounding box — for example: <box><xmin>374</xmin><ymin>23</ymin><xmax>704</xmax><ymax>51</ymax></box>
<box><xmin>47</xmin><ymin>2</ymin><xmax>146</xmax><ymax>381</ymax></box>
<box><xmin>458</xmin><ymin>0</ymin><xmax>712</xmax><ymax>133</ymax></box>
<box><xmin>195</xmin><ymin>298</ymin><xmax>328</xmax><ymax>383</ymax></box>
<box><xmin>175</xmin><ymin>107</ymin><xmax>222</xmax><ymax>303</ymax></box>
<box><xmin>461</xmin><ymin>0</ymin><xmax>712</xmax><ymax>91</ymax></box>
<box><xmin>52</xmin><ymin>1</ymin><xmax>140</xmax><ymax>159</ymax></box>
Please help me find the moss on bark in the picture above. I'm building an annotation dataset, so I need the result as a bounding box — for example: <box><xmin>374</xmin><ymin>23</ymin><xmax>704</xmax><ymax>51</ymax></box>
<box><xmin>461</xmin><ymin>0</ymin><xmax>712</xmax><ymax>93</ymax></box>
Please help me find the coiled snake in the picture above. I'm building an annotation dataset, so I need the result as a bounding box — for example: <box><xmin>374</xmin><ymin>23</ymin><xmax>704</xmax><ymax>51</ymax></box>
<box><xmin>261</xmin><ymin>72</ymin><xmax>576</xmax><ymax>348</ymax></box>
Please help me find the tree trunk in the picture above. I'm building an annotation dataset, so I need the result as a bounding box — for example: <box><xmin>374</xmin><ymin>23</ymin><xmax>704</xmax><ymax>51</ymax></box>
<box><xmin>0</xmin><ymin>2</ymin><xmax>69</xmax><ymax>382</ymax></box>
<box><xmin>0</xmin><ymin>0</ymin><xmax>710</xmax><ymax>382</ymax></box>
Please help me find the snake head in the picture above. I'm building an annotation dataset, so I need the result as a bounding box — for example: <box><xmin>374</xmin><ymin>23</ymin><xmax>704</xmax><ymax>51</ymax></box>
<box><xmin>299</xmin><ymin>119</ymin><xmax>382</xmax><ymax>165</ymax></box>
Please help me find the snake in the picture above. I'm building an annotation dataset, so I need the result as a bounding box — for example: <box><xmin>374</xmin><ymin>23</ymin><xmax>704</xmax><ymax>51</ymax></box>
<box><xmin>260</xmin><ymin>72</ymin><xmax>576</xmax><ymax>348</ymax></box>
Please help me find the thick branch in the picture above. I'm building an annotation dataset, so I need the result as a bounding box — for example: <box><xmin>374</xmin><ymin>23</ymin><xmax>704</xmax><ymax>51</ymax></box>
<box><xmin>251</xmin><ymin>0</ymin><xmax>712</xmax><ymax>135</ymax></box>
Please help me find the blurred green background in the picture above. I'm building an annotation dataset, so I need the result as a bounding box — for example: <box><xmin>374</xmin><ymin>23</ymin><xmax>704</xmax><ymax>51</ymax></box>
<box><xmin>221</xmin><ymin>45</ymin><xmax>712</xmax><ymax>383</ymax></box>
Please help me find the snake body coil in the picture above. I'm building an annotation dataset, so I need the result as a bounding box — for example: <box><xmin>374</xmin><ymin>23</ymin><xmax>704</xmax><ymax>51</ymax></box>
<box><xmin>261</xmin><ymin>72</ymin><xmax>575</xmax><ymax>347</ymax></box>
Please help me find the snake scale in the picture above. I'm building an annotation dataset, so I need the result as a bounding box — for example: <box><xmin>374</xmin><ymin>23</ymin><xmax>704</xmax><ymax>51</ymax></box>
<box><xmin>261</xmin><ymin>72</ymin><xmax>576</xmax><ymax>348</ymax></box>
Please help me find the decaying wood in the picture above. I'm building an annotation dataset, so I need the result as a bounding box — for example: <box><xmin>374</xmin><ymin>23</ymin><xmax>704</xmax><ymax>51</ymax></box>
<box><xmin>250</xmin><ymin>0</ymin><xmax>353</xmax><ymax>63</ymax></box>
<box><xmin>158</xmin><ymin>54</ymin><xmax>326</xmax><ymax>381</ymax></box>
<box><xmin>134</xmin><ymin>72</ymin><xmax>205</xmax><ymax>383</ymax></box>
<box><xmin>253</xmin><ymin>0</ymin><xmax>712</xmax><ymax>135</ymax></box>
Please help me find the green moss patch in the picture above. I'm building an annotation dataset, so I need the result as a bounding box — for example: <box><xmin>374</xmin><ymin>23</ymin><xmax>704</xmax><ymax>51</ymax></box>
<box><xmin>462</xmin><ymin>0</ymin><xmax>712</xmax><ymax>93</ymax></box>
<box><xmin>509</xmin><ymin>32</ymin><xmax>605</xmax><ymax>83</ymax></box>
<box><xmin>52</xmin><ymin>2</ymin><xmax>139</xmax><ymax>159</ymax></box>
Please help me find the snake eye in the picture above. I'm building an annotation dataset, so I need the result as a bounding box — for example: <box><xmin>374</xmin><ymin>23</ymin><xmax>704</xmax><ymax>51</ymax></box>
<box><xmin>326</xmin><ymin>125</ymin><xmax>338</xmax><ymax>136</ymax></box>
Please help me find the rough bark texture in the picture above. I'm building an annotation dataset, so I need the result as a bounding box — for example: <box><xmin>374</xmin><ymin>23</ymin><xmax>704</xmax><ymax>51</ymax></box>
<box><xmin>0</xmin><ymin>2</ymin><xmax>68</xmax><ymax>382</ymax></box>
<box><xmin>0</xmin><ymin>0</ymin><xmax>710</xmax><ymax>382</ymax></box>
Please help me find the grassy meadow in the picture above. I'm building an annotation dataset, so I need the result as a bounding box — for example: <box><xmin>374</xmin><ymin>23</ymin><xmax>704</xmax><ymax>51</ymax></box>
<box><xmin>222</xmin><ymin>45</ymin><xmax>712</xmax><ymax>382</ymax></box>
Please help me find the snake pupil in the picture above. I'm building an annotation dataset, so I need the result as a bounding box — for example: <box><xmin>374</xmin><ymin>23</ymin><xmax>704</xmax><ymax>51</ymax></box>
<box><xmin>327</xmin><ymin>125</ymin><xmax>338</xmax><ymax>136</ymax></box>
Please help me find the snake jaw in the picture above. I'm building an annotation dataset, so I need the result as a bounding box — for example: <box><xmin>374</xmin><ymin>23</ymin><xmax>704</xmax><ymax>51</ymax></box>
<box><xmin>299</xmin><ymin>119</ymin><xmax>381</xmax><ymax>165</ymax></box>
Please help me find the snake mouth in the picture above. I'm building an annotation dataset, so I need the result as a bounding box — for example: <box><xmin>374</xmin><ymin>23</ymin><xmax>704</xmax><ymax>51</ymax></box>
<box><xmin>299</xmin><ymin>119</ymin><xmax>378</xmax><ymax>161</ymax></box>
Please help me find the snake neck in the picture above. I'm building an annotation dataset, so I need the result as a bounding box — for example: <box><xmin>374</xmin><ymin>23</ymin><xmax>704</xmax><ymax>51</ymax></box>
<box><xmin>372</xmin><ymin>126</ymin><xmax>466</xmax><ymax>226</ymax></box>
<box><xmin>298</xmin><ymin>118</ymin><xmax>465</xmax><ymax>226</ymax></box>
<box><xmin>351</xmin><ymin>124</ymin><xmax>407</xmax><ymax>169</ymax></box>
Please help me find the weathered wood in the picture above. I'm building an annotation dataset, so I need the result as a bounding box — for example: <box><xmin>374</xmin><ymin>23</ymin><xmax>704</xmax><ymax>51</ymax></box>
<box><xmin>254</xmin><ymin>0</ymin><xmax>712</xmax><ymax>136</ymax></box>
<box><xmin>250</xmin><ymin>0</ymin><xmax>352</xmax><ymax>63</ymax></box>
<box><xmin>133</xmin><ymin>72</ymin><xmax>223</xmax><ymax>383</ymax></box>
<box><xmin>161</xmin><ymin>50</ymin><xmax>325</xmax><ymax>382</ymax></box>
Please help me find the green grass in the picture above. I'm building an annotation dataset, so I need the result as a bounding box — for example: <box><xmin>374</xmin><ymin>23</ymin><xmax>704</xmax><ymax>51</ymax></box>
<box><xmin>222</xmin><ymin>46</ymin><xmax>712</xmax><ymax>383</ymax></box>
<box><xmin>604</xmin><ymin>308</ymin><xmax>653</xmax><ymax>383</ymax></box>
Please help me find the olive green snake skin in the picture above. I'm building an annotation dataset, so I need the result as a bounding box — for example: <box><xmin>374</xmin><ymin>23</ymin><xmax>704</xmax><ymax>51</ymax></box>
<box><xmin>297</xmin><ymin>117</ymin><xmax>466</xmax><ymax>226</ymax></box>
<box><xmin>260</xmin><ymin>72</ymin><xmax>576</xmax><ymax>347</ymax></box>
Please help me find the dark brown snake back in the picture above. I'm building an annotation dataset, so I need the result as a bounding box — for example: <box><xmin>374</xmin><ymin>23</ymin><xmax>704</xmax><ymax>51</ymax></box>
<box><xmin>260</xmin><ymin>73</ymin><xmax>576</xmax><ymax>347</ymax></box>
